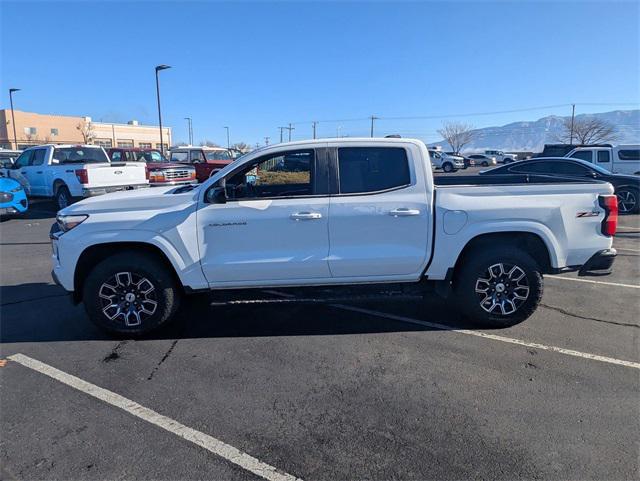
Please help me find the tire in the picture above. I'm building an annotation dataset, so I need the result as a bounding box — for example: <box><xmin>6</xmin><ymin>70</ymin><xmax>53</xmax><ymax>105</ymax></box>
<box><xmin>443</xmin><ymin>163</ymin><xmax>453</xmax><ymax>173</ymax></box>
<box><xmin>616</xmin><ymin>187</ymin><xmax>639</xmax><ymax>215</ymax></box>
<box><xmin>482</xmin><ymin>161</ymin><xmax>489</xmax><ymax>167</ymax></box>
<box><xmin>55</xmin><ymin>185</ymin><xmax>72</xmax><ymax>210</ymax></box>
<box><xmin>453</xmin><ymin>246</ymin><xmax>543</xmax><ymax>328</ymax></box>
<box><xmin>83</xmin><ymin>251</ymin><xmax>181</xmax><ymax>336</ymax></box>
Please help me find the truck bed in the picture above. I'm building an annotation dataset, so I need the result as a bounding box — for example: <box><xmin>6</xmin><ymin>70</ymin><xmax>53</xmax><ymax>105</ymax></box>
<box><xmin>434</xmin><ymin>174</ymin><xmax>604</xmax><ymax>187</ymax></box>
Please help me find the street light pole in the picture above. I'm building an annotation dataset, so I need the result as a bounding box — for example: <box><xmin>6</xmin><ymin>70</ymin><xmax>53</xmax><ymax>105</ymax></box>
<box><xmin>9</xmin><ymin>88</ymin><xmax>20</xmax><ymax>149</ymax></box>
<box><xmin>155</xmin><ymin>65</ymin><xmax>171</xmax><ymax>155</ymax></box>
<box><xmin>569</xmin><ymin>104</ymin><xmax>576</xmax><ymax>146</ymax></box>
<box><xmin>184</xmin><ymin>117</ymin><xmax>193</xmax><ymax>145</ymax></box>
<box><xmin>224</xmin><ymin>126</ymin><xmax>230</xmax><ymax>150</ymax></box>
<box><xmin>312</xmin><ymin>121</ymin><xmax>317</xmax><ymax>139</ymax></box>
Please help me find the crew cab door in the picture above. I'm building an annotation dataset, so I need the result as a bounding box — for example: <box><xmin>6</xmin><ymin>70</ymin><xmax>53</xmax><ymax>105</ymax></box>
<box><xmin>13</xmin><ymin>148</ymin><xmax>48</xmax><ymax>196</ymax></box>
<box><xmin>197</xmin><ymin>147</ymin><xmax>332</xmax><ymax>285</ymax></box>
<box><xmin>327</xmin><ymin>144</ymin><xmax>431</xmax><ymax>278</ymax></box>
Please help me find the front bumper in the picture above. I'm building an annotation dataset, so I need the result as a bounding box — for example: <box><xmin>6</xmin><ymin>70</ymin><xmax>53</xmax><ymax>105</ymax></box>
<box><xmin>578</xmin><ymin>248</ymin><xmax>617</xmax><ymax>276</ymax></box>
<box><xmin>150</xmin><ymin>180</ymin><xmax>198</xmax><ymax>187</ymax></box>
<box><xmin>0</xmin><ymin>197</ymin><xmax>28</xmax><ymax>215</ymax></box>
<box><xmin>82</xmin><ymin>183</ymin><xmax>149</xmax><ymax>197</ymax></box>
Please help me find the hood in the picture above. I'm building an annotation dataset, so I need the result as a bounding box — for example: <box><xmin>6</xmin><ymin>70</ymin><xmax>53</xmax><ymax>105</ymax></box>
<box><xmin>146</xmin><ymin>162</ymin><xmax>194</xmax><ymax>170</ymax></box>
<box><xmin>59</xmin><ymin>185</ymin><xmax>201</xmax><ymax>216</ymax></box>
<box><xmin>0</xmin><ymin>177</ymin><xmax>22</xmax><ymax>191</ymax></box>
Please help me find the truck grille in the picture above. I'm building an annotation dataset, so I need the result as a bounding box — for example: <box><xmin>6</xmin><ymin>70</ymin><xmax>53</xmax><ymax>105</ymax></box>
<box><xmin>164</xmin><ymin>169</ymin><xmax>192</xmax><ymax>180</ymax></box>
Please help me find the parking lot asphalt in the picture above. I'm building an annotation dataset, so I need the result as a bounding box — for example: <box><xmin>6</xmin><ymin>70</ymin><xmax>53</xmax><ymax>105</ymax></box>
<box><xmin>1</xmin><ymin>197</ymin><xmax>639</xmax><ymax>480</ymax></box>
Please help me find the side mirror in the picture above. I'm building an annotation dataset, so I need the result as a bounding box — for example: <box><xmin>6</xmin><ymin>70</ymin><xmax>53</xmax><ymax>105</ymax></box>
<box><xmin>51</xmin><ymin>158</ymin><xmax>60</xmax><ymax>165</ymax></box>
<box><xmin>207</xmin><ymin>186</ymin><xmax>227</xmax><ymax>204</ymax></box>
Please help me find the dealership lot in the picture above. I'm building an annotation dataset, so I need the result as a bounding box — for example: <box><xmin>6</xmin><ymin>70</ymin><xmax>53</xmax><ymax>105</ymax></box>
<box><xmin>1</xmin><ymin>200</ymin><xmax>639</xmax><ymax>480</ymax></box>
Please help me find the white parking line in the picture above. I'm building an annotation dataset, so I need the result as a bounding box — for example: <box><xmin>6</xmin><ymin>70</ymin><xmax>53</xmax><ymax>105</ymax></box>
<box><xmin>545</xmin><ymin>275</ymin><xmax>640</xmax><ymax>289</ymax></box>
<box><xmin>7</xmin><ymin>353</ymin><xmax>302</xmax><ymax>481</ymax></box>
<box><xmin>331</xmin><ymin>305</ymin><xmax>640</xmax><ymax>370</ymax></box>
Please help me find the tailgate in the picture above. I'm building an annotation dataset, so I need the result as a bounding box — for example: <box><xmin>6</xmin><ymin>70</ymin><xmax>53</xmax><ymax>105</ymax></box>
<box><xmin>85</xmin><ymin>162</ymin><xmax>147</xmax><ymax>187</ymax></box>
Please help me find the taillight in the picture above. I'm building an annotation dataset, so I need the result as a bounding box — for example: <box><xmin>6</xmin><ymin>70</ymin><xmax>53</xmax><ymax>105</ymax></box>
<box><xmin>598</xmin><ymin>194</ymin><xmax>618</xmax><ymax>236</ymax></box>
<box><xmin>145</xmin><ymin>166</ymin><xmax>150</xmax><ymax>180</ymax></box>
<box><xmin>75</xmin><ymin>169</ymin><xmax>88</xmax><ymax>184</ymax></box>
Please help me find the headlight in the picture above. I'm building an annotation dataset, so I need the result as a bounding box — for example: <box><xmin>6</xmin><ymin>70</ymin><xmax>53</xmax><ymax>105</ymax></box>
<box><xmin>0</xmin><ymin>191</ymin><xmax>14</xmax><ymax>202</ymax></box>
<box><xmin>56</xmin><ymin>214</ymin><xmax>89</xmax><ymax>232</ymax></box>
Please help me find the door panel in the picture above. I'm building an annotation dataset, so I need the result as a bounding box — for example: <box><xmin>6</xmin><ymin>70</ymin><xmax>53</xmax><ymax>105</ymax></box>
<box><xmin>198</xmin><ymin>198</ymin><xmax>330</xmax><ymax>283</ymax></box>
<box><xmin>197</xmin><ymin>146</ymin><xmax>331</xmax><ymax>285</ymax></box>
<box><xmin>327</xmin><ymin>145</ymin><xmax>431</xmax><ymax>278</ymax></box>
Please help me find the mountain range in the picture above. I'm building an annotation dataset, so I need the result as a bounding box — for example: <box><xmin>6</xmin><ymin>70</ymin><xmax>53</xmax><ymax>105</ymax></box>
<box><xmin>429</xmin><ymin>109</ymin><xmax>639</xmax><ymax>153</ymax></box>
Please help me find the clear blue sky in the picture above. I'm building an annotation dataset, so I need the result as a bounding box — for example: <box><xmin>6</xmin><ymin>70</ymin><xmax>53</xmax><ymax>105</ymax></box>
<box><xmin>1</xmin><ymin>1</ymin><xmax>639</xmax><ymax>146</ymax></box>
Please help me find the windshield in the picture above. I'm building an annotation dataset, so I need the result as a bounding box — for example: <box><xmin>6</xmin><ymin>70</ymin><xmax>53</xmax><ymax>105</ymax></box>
<box><xmin>53</xmin><ymin>147</ymin><xmax>109</xmax><ymax>163</ymax></box>
<box><xmin>139</xmin><ymin>151</ymin><xmax>167</xmax><ymax>162</ymax></box>
<box><xmin>205</xmin><ymin>150</ymin><xmax>232</xmax><ymax>161</ymax></box>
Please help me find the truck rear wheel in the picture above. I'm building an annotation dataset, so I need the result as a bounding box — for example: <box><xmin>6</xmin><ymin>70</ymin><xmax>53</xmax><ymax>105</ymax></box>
<box><xmin>454</xmin><ymin>246</ymin><xmax>543</xmax><ymax>328</ymax></box>
<box><xmin>83</xmin><ymin>252</ymin><xmax>181</xmax><ymax>336</ymax></box>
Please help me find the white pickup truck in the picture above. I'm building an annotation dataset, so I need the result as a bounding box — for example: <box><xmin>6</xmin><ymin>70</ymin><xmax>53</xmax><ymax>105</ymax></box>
<box><xmin>8</xmin><ymin>144</ymin><xmax>148</xmax><ymax>210</ymax></box>
<box><xmin>485</xmin><ymin>150</ymin><xmax>518</xmax><ymax>164</ymax></box>
<box><xmin>50</xmin><ymin>138</ymin><xmax>618</xmax><ymax>335</ymax></box>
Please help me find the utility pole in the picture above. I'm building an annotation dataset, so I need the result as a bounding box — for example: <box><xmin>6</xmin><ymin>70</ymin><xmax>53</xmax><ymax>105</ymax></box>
<box><xmin>312</xmin><ymin>121</ymin><xmax>317</xmax><ymax>139</ymax></box>
<box><xmin>286</xmin><ymin>123</ymin><xmax>294</xmax><ymax>142</ymax></box>
<box><xmin>155</xmin><ymin>64</ymin><xmax>171</xmax><ymax>155</ymax></box>
<box><xmin>370</xmin><ymin>115</ymin><xmax>379</xmax><ymax>138</ymax></box>
<box><xmin>569</xmin><ymin>104</ymin><xmax>576</xmax><ymax>146</ymax></box>
<box><xmin>224</xmin><ymin>126</ymin><xmax>230</xmax><ymax>149</ymax></box>
<box><xmin>278</xmin><ymin>127</ymin><xmax>286</xmax><ymax>143</ymax></box>
<box><xmin>184</xmin><ymin>117</ymin><xmax>193</xmax><ymax>145</ymax></box>
<box><xmin>8</xmin><ymin>88</ymin><xmax>20</xmax><ymax>149</ymax></box>
<box><xmin>264</xmin><ymin>136</ymin><xmax>270</xmax><ymax>146</ymax></box>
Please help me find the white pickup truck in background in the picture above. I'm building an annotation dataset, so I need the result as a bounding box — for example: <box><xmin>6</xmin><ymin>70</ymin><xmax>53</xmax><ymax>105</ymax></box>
<box><xmin>8</xmin><ymin>145</ymin><xmax>149</xmax><ymax>209</ymax></box>
<box><xmin>485</xmin><ymin>150</ymin><xmax>518</xmax><ymax>164</ymax></box>
<box><xmin>50</xmin><ymin>138</ymin><xmax>618</xmax><ymax>335</ymax></box>
<box><xmin>566</xmin><ymin>144</ymin><xmax>640</xmax><ymax>176</ymax></box>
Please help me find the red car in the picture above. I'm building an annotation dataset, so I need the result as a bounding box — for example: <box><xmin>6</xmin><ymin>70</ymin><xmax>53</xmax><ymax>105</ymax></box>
<box><xmin>168</xmin><ymin>147</ymin><xmax>234</xmax><ymax>183</ymax></box>
<box><xmin>107</xmin><ymin>148</ymin><xmax>197</xmax><ymax>186</ymax></box>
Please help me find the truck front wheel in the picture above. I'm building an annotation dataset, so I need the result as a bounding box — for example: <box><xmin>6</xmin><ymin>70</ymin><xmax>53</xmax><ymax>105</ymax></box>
<box><xmin>454</xmin><ymin>246</ymin><xmax>543</xmax><ymax>328</ymax></box>
<box><xmin>442</xmin><ymin>163</ymin><xmax>454</xmax><ymax>173</ymax></box>
<box><xmin>83</xmin><ymin>252</ymin><xmax>181</xmax><ymax>336</ymax></box>
<box><xmin>55</xmin><ymin>186</ymin><xmax>72</xmax><ymax>210</ymax></box>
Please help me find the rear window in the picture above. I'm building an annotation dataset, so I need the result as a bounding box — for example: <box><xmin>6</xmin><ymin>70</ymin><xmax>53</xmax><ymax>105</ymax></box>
<box><xmin>337</xmin><ymin>147</ymin><xmax>410</xmax><ymax>194</ymax></box>
<box><xmin>53</xmin><ymin>147</ymin><xmax>108</xmax><ymax>163</ymax></box>
<box><xmin>205</xmin><ymin>150</ymin><xmax>232</xmax><ymax>161</ymax></box>
<box><xmin>618</xmin><ymin>149</ymin><xmax>640</xmax><ymax>161</ymax></box>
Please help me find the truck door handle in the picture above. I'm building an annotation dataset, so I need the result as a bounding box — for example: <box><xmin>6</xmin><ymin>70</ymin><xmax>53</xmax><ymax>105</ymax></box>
<box><xmin>389</xmin><ymin>208</ymin><xmax>420</xmax><ymax>217</ymax></box>
<box><xmin>36</xmin><ymin>171</ymin><xmax>43</xmax><ymax>174</ymax></box>
<box><xmin>290</xmin><ymin>212</ymin><xmax>322</xmax><ymax>220</ymax></box>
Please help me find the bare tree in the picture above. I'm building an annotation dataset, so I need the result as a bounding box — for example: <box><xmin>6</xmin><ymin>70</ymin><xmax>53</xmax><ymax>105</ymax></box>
<box><xmin>199</xmin><ymin>140</ymin><xmax>221</xmax><ymax>147</ymax></box>
<box><xmin>231</xmin><ymin>142</ymin><xmax>251</xmax><ymax>152</ymax></box>
<box><xmin>76</xmin><ymin>121</ymin><xmax>96</xmax><ymax>144</ymax></box>
<box><xmin>555</xmin><ymin>117</ymin><xmax>617</xmax><ymax>145</ymax></box>
<box><xmin>437</xmin><ymin>122</ymin><xmax>476</xmax><ymax>154</ymax></box>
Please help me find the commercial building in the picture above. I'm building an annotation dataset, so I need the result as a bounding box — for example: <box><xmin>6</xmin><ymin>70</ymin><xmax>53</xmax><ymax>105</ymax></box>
<box><xmin>0</xmin><ymin>109</ymin><xmax>171</xmax><ymax>150</ymax></box>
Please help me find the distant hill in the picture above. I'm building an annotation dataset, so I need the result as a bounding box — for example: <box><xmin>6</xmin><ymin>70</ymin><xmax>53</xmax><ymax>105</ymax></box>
<box><xmin>429</xmin><ymin>109</ymin><xmax>639</xmax><ymax>153</ymax></box>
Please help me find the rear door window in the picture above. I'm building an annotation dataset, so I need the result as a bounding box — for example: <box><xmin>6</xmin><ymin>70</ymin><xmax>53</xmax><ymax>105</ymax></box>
<box><xmin>337</xmin><ymin>147</ymin><xmax>411</xmax><ymax>194</ymax></box>
<box><xmin>597</xmin><ymin>151</ymin><xmax>611</xmax><ymax>163</ymax></box>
